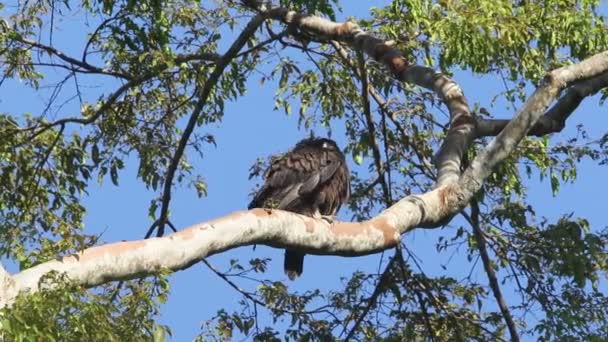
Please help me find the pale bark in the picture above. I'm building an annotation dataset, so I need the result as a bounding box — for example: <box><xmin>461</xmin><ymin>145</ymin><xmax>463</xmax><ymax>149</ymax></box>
<box><xmin>0</xmin><ymin>7</ymin><xmax>607</xmax><ymax>309</ymax></box>
<box><xmin>477</xmin><ymin>71</ymin><xmax>608</xmax><ymax>137</ymax></box>
<box><xmin>462</xmin><ymin>51</ymin><xmax>608</xmax><ymax>191</ymax></box>
<box><xmin>1</xmin><ymin>186</ymin><xmax>447</xmax><ymax>306</ymax></box>
<box><xmin>0</xmin><ymin>263</ymin><xmax>14</xmax><ymax>308</ymax></box>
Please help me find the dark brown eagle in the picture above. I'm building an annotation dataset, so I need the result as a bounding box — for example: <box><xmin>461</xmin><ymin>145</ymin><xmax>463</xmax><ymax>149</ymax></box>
<box><xmin>248</xmin><ymin>137</ymin><xmax>350</xmax><ymax>280</ymax></box>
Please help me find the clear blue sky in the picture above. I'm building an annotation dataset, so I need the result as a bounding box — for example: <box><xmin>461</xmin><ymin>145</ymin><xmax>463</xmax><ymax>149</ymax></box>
<box><xmin>1</xmin><ymin>2</ymin><xmax>606</xmax><ymax>341</ymax></box>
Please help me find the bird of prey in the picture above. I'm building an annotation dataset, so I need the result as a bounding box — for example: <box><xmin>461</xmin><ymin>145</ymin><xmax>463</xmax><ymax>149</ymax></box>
<box><xmin>248</xmin><ymin>137</ymin><xmax>350</xmax><ymax>280</ymax></box>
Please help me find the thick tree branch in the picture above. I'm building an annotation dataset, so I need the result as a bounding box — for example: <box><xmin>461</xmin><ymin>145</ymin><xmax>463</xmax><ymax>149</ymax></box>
<box><xmin>477</xmin><ymin>71</ymin><xmax>608</xmax><ymax>137</ymax></box>
<box><xmin>2</xmin><ymin>183</ymin><xmax>456</xmax><ymax>306</ymax></box>
<box><xmin>460</xmin><ymin>51</ymin><xmax>608</xmax><ymax>195</ymax></box>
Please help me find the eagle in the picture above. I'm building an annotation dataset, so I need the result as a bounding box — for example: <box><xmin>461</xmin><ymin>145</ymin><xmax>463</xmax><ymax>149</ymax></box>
<box><xmin>248</xmin><ymin>137</ymin><xmax>350</xmax><ymax>280</ymax></box>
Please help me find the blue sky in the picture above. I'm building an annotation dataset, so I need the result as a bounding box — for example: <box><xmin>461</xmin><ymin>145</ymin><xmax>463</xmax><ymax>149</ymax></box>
<box><xmin>1</xmin><ymin>1</ymin><xmax>607</xmax><ymax>341</ymax></box>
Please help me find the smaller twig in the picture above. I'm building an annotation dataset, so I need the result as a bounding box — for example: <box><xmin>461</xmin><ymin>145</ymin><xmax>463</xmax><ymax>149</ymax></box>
<box><xmin>343</xmin><ymin>253</ymin><xmax>396</xmax><ymax>341</ymax></box>
<box><xmin>394</xmin><ymin>246</ymin><xmax>436</xmax><ymax>342</ymax></box>
<box><xmin>202</xmin><ymin>259</ymin><xmax>334</xmax><ymax>318</ymax></box>
<box><xmin>82</xmin><ymin>13</ymin><xmax>127</xmax><ymax>64</ymax></box>
<box><xmin>144</xmin><ymin>220</ymin><xmax>160</xmax><ymax>239</ymax></box>
<box><xmin>329</xmin><ymin>40</ymin><xmax>435</xmax><ymax>180</ymax></box>
<box><xmin>202</xmin><ymin>259</ymin><xmax>267</xmax><ymax>307</ymax></box>
<box><xmin>470</xmin><ymin>200</ymin><xmax>520</xmax><ymax>342</ymax></box>
<box><xmin>235</xmin><ymin>30</ymin><xmax>287</xmax><ymax>58</ymax></box>
<box><xmin>144</xmin><ymin>218</ymin><xmax>177</xmax><ymax>239</ymax></box>
<box><xmin>357</xmin><ymin>50</ymin><xmax>391</xmax><ymax>207</ymax></box>
<box><xmin>14</xmin><ymin>35</ymin><xmax>132</xmax><ymax>79</ymax></box>
<box><xmin>155</xmin><ymin>14</ymin><xmax>266</xmax><ymax>237</ymax></box>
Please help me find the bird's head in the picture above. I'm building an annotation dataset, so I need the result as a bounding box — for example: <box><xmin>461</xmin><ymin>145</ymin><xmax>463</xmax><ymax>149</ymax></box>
<box><xmin>295</xmin><ymin>137</ymin><xmax>341</xmax><ymax>152</ymax></box>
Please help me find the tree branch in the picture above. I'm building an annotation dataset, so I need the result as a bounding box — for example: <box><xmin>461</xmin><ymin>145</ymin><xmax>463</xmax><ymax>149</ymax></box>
<box><xmin>401</xmin><ymin>256</ymin><xmax>469</xmax><ymax>341</ymax></box>
<box><xmin>357</xmin><ymin>51</ymin><xmax>392</xmax><ymax>206</ymax></box>
<box><xmin>202</xmin><ymin>259</ymin><xmax>267</xmax><ymax>308</ymax></box>
<box><xmin>329</xmin><ymin>40</ymin><xmax>435</xmax><ymax>180</ymax></box>
<box><xmin>394</xmin><ymin>249</ymin><xmax>437</xmax><ymax>341</ymax></box>
<box><xmin>470</xmin><ymin>200</ymin><xmax>520</xmax><ymax>342</ymax></box>
<box><xmin>155</xmin><ymin>13</ymin><xmax>266</xmax><ymax>237</ymax></box>
<box><xmin>343</xmin><ymin>254</ymin><xmax>396</xmax><ymax>341</ymax></box>
<box><xmin>2</xmin><ymin>181</ymin><xmax>458</xmax><ymax>307</ymax></box>
<box><xmin>0</xmin><ymin>156</ymin><xmax>509</xmax><ymax>307</ymax></box>
<box><xmin>476</xmin><ymin>71</ymin><xmax>608</xmax><ymax>137</ymax></box>
<box><xmin>262</xmin><ymin>6</ymin><xmax>474</xmax><ymax>186</ymax></box>
<box><xmin>460</xmin><ymin>51</ymin><xmax>608</xmax><ymax>194</ymax></box>
<box><xmin>12</xmin><ymin>36</ymin><xmax>133</xmax><ymax>80</ymax></box>
<box><xmin>10</xmin><ymin>76</ymin><xmax>145</xmax><ymax>144</ymax></box>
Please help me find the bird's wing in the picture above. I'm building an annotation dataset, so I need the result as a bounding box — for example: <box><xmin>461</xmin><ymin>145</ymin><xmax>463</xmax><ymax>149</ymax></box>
<box><xmin>299</xmin><ymin>157</ymin><xmax>341</xmax><ymax>195</ymax></box>
<box><xmin>248</xmin><ymin>149</ymin><xmax>341</xmax><ymax>210</ymax></box>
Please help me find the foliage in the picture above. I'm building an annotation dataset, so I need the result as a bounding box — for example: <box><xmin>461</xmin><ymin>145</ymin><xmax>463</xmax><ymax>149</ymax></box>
<box><xmin>0</xmin><ymin>273</ymin><xmax>171</xmax><ymax>341</ymax></box>
<box><xmin>0</xmin><ymin>0</ymin><xmax>606</xmax><ymax>340</ymax></box>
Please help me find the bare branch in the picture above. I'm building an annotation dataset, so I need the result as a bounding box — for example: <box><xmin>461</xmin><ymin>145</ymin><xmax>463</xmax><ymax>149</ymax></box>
<box><xmin>11</xmin><ymin>51</ymin><xmax>225</xmax><ymax>144</ymax></box>
<box><xmin>343</xmin><ymin>254</ymin><xmax>396</xmax><ymax>341</ymax></box>
<box><xmin>470</xmin><ymin>200</ymin><xmax>520</xmax><ymax>342</ymax></box>
<box><xmin>155</xmin><ymin>13</ymin><xmax>266</xmax><ymax>236</ymax></box>
<box><xmin>357</xmin><ymin>51</ymin><xmax>392</xmax><ymax>205</ymax></box>
<box><xmin>12</xmin><ymin>36</ymin><xmax>133</xmax><ymax>80</ymax></box>
<box><xmin>10</xmin><ymin>75</ymin><xmax>145</xmax><ymax>143</ymax></box>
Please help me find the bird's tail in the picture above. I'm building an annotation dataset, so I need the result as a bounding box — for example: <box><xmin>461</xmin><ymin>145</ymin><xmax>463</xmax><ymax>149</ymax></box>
<box><xmin>284</xmin><ymin>250</ymin><xmax>304</xmax><ymax>280</ymax></box>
